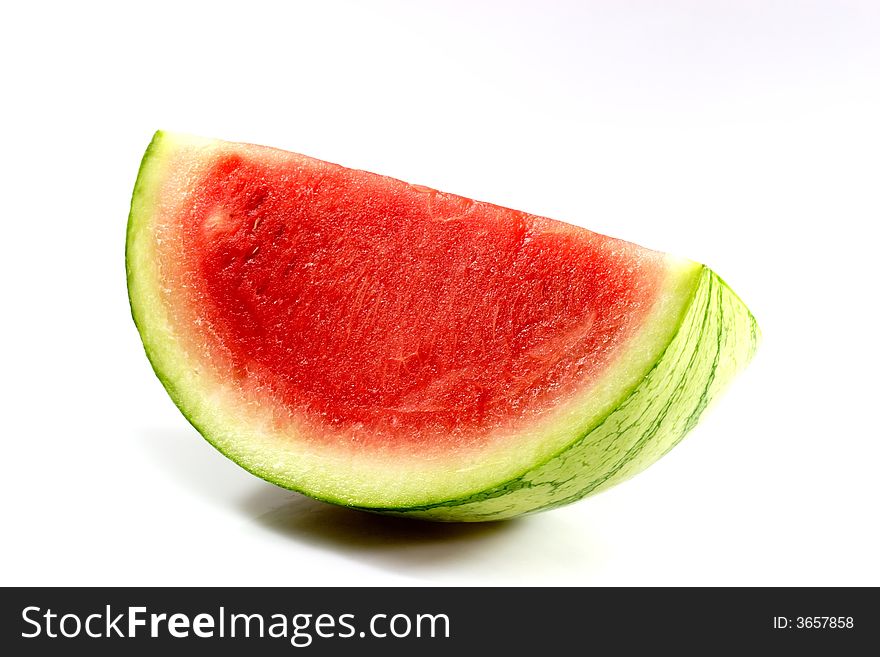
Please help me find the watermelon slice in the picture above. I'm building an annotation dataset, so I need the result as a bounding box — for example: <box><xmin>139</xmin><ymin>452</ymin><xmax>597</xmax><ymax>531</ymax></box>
<box><xmin>127</xmin><ymin>132</ymin><xmax>759</xmax><ymax>521</ymax></box>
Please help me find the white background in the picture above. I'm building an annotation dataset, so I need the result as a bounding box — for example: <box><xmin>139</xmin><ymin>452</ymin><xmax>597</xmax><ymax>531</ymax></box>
<box><xmin>3</xmin><ymin>1</ymin><xmax>879</xmax><ymax>586</ymax></box>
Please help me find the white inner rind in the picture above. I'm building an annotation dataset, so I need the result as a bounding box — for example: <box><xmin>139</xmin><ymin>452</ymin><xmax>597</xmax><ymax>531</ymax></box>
<box><xmin>127</xmin><ymin>131</ymin><xmax>704</xmax><ymax>508</ymax></box>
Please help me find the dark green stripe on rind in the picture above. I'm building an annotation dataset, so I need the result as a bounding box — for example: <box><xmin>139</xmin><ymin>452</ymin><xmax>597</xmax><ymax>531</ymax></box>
<box><xmin>364</xmin><ymin>268</ymin><xmax>759</xmax><ymax>521</ymax></box>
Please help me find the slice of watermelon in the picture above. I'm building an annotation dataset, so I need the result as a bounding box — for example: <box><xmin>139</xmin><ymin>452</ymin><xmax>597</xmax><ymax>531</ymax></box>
<box><xmin>127</xmin><ymin>131</ymin><xmax>759</xmax><ymax>521</ymax></box>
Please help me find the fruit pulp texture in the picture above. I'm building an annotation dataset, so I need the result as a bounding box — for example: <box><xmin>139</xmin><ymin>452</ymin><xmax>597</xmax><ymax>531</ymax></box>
<box><xmin>162</xmin><ymin>152</ymin><xmax>666</xmax><ymax>448</ymax></box>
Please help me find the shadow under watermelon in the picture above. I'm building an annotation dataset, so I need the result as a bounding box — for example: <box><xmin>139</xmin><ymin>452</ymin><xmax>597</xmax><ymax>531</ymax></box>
<box><xmin>139</xmin><ymin>426</ymin><xmax>605</xmax><ymax>580</ymax></box>
<box><xmin>240</xmin><ymin>483</ymin><xmax>519</xmax><ymax>557</ymax></box>
<box><xmin>237</xmin><ymin>483</ymin><xmax>608</xmax><ymax>584</ymax></box>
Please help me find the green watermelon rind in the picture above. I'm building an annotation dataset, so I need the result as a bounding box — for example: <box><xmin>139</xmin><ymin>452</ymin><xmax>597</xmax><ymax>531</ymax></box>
<box><xmin>127</xmin><ymin>131</ymin><xmax>760</xmax><ymax>521</ymax></box>
<box><xmin>377</xmin><ymin>267</ymin><xmax>760</xmax><ymax>520</ymax></box>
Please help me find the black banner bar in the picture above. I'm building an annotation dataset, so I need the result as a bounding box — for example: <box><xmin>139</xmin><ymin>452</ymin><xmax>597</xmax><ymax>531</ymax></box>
<box><xmin>2</xmin><ymin>587</ymin><xmax>875</xmax><ymax>654</ymax></box>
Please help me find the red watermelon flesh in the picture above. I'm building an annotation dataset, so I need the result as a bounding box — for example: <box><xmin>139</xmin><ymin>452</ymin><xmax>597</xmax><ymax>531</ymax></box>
<box><xmin>174</xmin><ymin>152</ymin><xmax>663</xmax><ymax>448</ymax></box>
<box><xmin>128</xmin><ymin>132</ymin><xmax>759</xmax><ymax>520</ymax></box>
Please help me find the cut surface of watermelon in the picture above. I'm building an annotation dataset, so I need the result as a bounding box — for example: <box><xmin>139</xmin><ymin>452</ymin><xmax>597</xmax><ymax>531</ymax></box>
<box><xmin>127</xmin><ymin>132</ymin><xmax>758</xmax><ymax>520</ymax></box>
